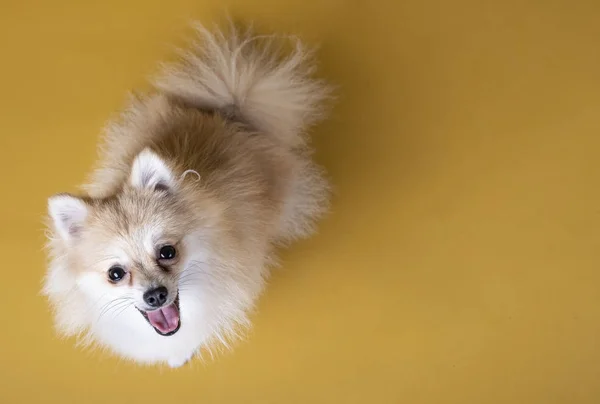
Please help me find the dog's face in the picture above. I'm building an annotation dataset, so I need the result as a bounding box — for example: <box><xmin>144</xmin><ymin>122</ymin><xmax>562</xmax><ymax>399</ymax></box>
<box><xmin>47</xmin><ymin>149</ymin><xmax>200</xmax><ymax>336</ymax></box>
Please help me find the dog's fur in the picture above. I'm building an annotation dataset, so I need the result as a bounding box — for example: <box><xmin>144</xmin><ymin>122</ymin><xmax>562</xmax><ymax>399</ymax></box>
<box><xmin>43</xmin><ymin>24</ymin><xmax>330</xmax><ymax>367</ymax></box>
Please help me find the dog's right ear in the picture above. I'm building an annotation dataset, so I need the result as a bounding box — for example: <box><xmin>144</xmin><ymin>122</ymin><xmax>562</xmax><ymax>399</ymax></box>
<box><xmin>48</xmin><ymin>194</ymin><xmax>89</xmax><ymax>242</ymax></box>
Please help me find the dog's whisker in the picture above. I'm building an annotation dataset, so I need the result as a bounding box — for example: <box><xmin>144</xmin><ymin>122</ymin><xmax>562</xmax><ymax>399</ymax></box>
<box><xmin>96</xmin><ymin>296</ymin><xmax>135</xmax><ymax>323</ymax></box>
<box><xmin>113</xmin><ymin>301</ymin><xmax>136</xmax><ymax>320</ymax></box>
<box><xmin>98</xmin><ymin>302</ymin><xmax>133</xmax><ymax>324</ymax></box>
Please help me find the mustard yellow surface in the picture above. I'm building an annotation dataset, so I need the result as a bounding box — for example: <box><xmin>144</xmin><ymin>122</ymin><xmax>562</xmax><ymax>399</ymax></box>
<box><xmin>2</xmin><ymin>0</ymin><xmax>600</xmax><ymax>403</ymax></box>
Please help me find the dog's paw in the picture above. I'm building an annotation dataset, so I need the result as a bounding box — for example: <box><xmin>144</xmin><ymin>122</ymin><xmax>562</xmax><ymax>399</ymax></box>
<box><xmin>167</xmin><ymin>353</ymin><xmax>193</xmax><ymax>368</ymax></box>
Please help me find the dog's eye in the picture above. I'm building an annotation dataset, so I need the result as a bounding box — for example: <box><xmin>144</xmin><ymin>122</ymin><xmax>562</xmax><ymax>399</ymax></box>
<box><xmin>108</xmin><ymin>266</ymin><xmax>126</xmax><ymax>282</ymax></box>
<box><xmin>159</xmin><ymin>245</ymin><xmax>177</xmax><ymax>260</ymax></box>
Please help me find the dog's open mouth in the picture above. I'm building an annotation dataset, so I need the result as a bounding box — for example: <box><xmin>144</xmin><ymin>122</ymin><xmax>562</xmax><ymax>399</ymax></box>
<box><xmin>138</xmin><ymin>294</ymin><xmax>181</xmax><ymax>336</ymax></box>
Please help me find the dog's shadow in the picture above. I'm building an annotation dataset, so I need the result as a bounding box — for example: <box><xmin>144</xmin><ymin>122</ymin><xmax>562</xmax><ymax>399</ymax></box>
<box><xmin>273</xmin><ymin>27</ymin><xmax>429</xmax><ymax>274</ymax></box>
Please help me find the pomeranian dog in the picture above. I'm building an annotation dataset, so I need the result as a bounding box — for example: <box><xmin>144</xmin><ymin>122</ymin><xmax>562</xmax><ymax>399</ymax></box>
<box><xmin>43</xmin><ymin>23</ymin><xmax>330</xmax><ymax>367</ymax></box>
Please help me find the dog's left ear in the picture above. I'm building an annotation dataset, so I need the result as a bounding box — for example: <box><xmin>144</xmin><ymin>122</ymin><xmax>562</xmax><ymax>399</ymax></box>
<box><xmin>129</xmin><ymin>148</ymin><xmax>176</xmax><ymax>191</ymax></box>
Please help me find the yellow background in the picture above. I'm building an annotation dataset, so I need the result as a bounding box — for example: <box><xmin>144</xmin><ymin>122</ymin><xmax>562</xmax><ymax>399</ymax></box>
<box><xmin>2</xmin><ymin>0</ymin><xmax>600</xmax><ymax>403</ymax></box>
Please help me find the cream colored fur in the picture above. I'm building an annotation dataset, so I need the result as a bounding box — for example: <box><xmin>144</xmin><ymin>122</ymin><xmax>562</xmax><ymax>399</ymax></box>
<box><xmin>43</xmin><ymin>23</ymin><xmax>330</xmax><ymax>367</ymax></box>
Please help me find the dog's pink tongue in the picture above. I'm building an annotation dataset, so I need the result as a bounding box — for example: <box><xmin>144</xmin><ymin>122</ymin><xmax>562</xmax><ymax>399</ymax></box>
<box><xmin>146</xmin><ymin>302</ymin><xmax>180</xmax><ymax>334</ymax></box>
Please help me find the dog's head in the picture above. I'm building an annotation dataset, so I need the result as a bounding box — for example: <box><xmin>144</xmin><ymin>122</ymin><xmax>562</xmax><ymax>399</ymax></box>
<box><xmin>46</xmin><ymin>149</ymin><xmax>210</xmax><ymax>337</ymax></box>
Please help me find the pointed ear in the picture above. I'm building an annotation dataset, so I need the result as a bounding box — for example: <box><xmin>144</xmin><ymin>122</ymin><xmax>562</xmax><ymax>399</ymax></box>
<box><xmin>129</xmin><ymin>148</ymin><xmax>175</xmax><ymax>191</ymax></box>
<box><xmin>48</xmin><ymin>194</ymin><xmax>89</xmax><ymax>241</ymax></box>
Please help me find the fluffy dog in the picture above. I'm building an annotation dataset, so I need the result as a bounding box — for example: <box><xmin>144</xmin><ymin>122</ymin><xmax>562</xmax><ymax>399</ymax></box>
<box><xmin>43</xmin><ymin>24</ymin><xmax>330</xmax><ymax>367</ymax></box>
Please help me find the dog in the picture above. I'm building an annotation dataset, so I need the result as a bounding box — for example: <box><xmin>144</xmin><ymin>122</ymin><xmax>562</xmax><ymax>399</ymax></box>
<box><xmin>43</xmin><ymin>23</ymin><xmax>331</xmax><ymax>367</ymax></box>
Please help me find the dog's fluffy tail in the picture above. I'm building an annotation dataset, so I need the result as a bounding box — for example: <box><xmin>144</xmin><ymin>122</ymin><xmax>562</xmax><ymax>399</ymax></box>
<box><xmin>154</xmin><ymin>23</ymin><xmax>330</xmax><ymax>148</ymax></box>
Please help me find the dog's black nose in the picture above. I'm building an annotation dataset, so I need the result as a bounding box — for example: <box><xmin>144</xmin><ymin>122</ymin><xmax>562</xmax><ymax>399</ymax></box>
<box><xmin>143</xmin><ymin>286</ymin><xmax>168</xmax><ymax>308</ymax></box>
